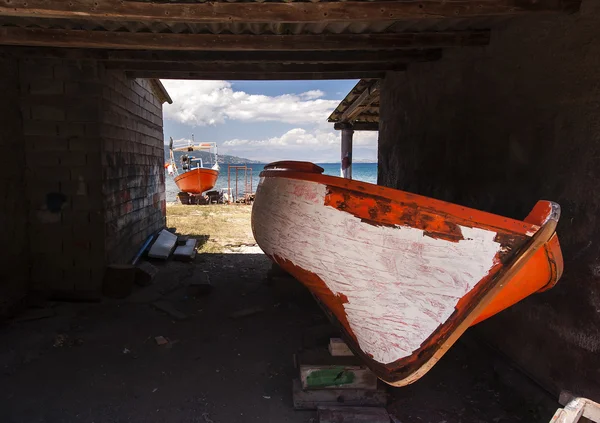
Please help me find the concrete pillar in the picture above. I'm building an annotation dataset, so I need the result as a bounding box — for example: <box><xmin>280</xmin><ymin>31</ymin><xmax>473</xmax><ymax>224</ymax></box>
<box><xmin>340</xmin><ymin>124</ymin><xmax>354</xmax><ymax>179</ymax></box>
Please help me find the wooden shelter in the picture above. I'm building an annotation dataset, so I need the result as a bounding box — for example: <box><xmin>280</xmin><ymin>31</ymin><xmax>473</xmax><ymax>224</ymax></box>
<box><xmin>0</xmin><ymin>0</ymin><xmax>581</xmax><ymax>80</ymax></box>
<box><xmin>1</xmin><ymin>0</ymin><xmax>596</xmax><ymax>404</ymax></box>
<box><xmin>328</xmin><ymin>79</ymin><xmax>381</xmax><ymax>178</ymax></box>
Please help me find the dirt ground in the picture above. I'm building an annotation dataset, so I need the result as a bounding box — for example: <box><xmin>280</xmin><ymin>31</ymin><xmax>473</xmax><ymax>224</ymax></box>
<box><xmin>0</xmin><ymin>204</ymin><xmax>561</xmax><ymax>422</ymax></box>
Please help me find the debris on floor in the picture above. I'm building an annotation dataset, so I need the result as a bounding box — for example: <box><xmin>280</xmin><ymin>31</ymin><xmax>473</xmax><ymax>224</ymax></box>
<box><xmin>135</xmin><ymin>261</ymin><xmax>159</xmax><ymax>287</ymax></box>
<box><xmin>173</xmin><ymin>238</ymin><xmax>198</xmax><ymax>262</ymax></box>
<box><xmin>154</xmin><ymin>336</ymin><xmax>169</xmax><ymax>346</ymax></box>
<box><xmin>152</xmin><ymin>300</ymin><xmax>188</xmax><ymax>321</ymax></box>
<box><xmin>229</xmin><ymin>306</ymin><xmax>264</xmax><ymax>319</ymax></box>
<box><xmin>148</xmin><ymin>229</ymin><xmax>178</xmax><ymax>259</ymax></box>
<box><xmin>53</xmin><ymin>334</ymin><xmax>83</xmax><ymax>348</ymax></box>
<box><xmin>186</xmin><ymin>271</ymin><xmax>213</xmax><ymax>297</ymax></box>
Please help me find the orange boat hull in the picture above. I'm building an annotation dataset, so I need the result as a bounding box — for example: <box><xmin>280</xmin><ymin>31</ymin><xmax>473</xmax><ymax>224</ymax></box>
<box><xmin>251</xmin><ymin>161</ymin><xmax>563</xmax><ymax>387</ymax></box>
<box><xmin>174</xmin><ymin>168</ymin><xmax>219</xmax><ymax>194</ymax></box>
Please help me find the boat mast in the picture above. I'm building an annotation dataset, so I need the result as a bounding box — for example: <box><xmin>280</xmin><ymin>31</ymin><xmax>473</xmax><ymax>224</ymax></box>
<box><xmin>212</xmin><ymin>144</ymin><xmax>220</xmax><ymax>171</ymax></box>
<box><xmin>169</xmin><ymin>137</ymin><xmax>179</xmax><ymax>176</ymax></box>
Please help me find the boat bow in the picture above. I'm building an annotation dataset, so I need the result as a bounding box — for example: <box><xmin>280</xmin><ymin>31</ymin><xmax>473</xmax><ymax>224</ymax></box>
<box><xmin>251</xmin><ymin>161</ymin><xmax>563</xmax><ymax>386</ymax></box>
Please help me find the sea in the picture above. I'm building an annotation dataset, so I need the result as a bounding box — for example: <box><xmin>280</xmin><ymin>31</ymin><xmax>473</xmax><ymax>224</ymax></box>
<box><xmin>165</xmin><ymin>162</ymin><xmax>378</xmax><ymax>202</ymax></box>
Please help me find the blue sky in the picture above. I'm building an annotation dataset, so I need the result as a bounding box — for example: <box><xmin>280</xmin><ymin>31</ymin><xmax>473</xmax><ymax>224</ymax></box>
<box><xmin>162</xmin><ymin>79</ymin><xmax>378</xmax><ymax>163</ymax></box>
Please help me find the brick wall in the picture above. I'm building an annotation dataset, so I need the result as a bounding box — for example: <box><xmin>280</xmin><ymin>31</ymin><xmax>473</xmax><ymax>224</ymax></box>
<box><xmin>378</xmin><ymin>1</ymin><xmax>600</xmax><ymax>397</ymax></box>
<box><xmin>0</xmin><ymin>58</ymin><xmax>28</xmax><ymax>315</ymax></box>
<box><xmin>19</xmin><ymin>58</ymin><xmax>106</xmax><ymax>294</ymax></box>
<box><xmin>100</xmin><ymin>72</ymin><xmax>166</xmax><ymax>264</ymax></box>
<box><xmin>0</xmin><ymin>54</ymin><xmax>167</xmax><ymax>304</ymax></box>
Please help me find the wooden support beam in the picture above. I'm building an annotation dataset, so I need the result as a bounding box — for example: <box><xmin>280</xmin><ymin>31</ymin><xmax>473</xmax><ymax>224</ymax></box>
<box><xmin>292</xmin><ymin>379</ymin><xmax>388</xmax><ymax>410</ymax></box>
<box><xmin>0</xmin><ymin>27</ymin><xmax>490</xmax><ymax>51</ymax></box>
<box><xmin>107</xmin><ymin>62</ymin><xmax>406</xmax><ymax>74</ymax></box>
<box><xmin>341</xmin><ymin>80</ymin><xmax>381</xmax><ymax>123</ymax></box>
<box><xmin>1</xmin><ymin>46</ymin><xmax>443</xmax><ymax>64</ymax></box>
<box><xmin>125</xmin><ymin>71</ymin><xmax>386</xmax><ymax>80</ymax></box>
<box><xmin>0</xmin><ymin>0</ymin><xmax>582</xmax><ymax>24</ymax></box>
<box><xmin>318</xmin><ymin>406</ymin><xmax>390</xmax><ymax>423</ymax></box>
<box><xmin>334</xmin><ymin>122</ymin><xmax>379</xmax><ymax>131</ymax></box>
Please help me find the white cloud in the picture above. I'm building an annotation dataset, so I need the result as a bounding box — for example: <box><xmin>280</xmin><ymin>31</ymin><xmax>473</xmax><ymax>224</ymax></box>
<box><xmin>299</xmin><ymin>90</ymin><xmax>325</xmax><ymax>100</ymax></box>
<box><xmin>221</xmin><ymin>127</ymin><xmax>377</xmax><ymax>162</ymax></box>
<box><xmin>162</xmin><ymin>80</ymin><xmax>338</xmax><ymax>126</ymax></box>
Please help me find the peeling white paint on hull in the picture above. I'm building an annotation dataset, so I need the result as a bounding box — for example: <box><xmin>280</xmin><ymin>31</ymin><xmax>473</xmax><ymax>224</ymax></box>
<box><xmin>253</xmin><ymin>177</ymin><xmax>502</xmax><ymax>364</ymax></box>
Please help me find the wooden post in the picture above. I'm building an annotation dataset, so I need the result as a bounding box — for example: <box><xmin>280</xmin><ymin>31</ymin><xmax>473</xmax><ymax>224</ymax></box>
<box><xmin>340</xmin><ymin>123</ymin><xmax>354</xmax><ymax>179</ymax></box>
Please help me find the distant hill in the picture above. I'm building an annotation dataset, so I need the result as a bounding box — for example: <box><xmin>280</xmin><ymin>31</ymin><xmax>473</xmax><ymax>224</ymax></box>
<box><xmin>164</xmin><ymin>147</ymin><xmax>263</xmax><ymax>165</ymax></box>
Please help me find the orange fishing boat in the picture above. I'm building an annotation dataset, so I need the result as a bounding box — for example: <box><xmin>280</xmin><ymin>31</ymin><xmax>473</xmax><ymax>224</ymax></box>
<box><xmin>251</xmin><ymin>161</ymin><xmax>563</xmax><ymax>387</ymax></box>
<box><xmin>168</xmin><ymin>137</ymin><xmax>220</xmax><ymax>195</ymax></box>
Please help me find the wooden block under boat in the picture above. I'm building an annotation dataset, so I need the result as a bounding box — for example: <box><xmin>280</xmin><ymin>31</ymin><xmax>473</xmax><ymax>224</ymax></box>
<box><xmin>295</xmin><ymin>347</ymin><xmax>362</xmax><ymax>369</ymax></box>
<box><xmin>300</xmin><ymin>364</ymin><xmax>378</xmax><ymax>391</ymax></box>
<box><xmin>292</xmin><ymin>379</ymin><xmax>387</xmax><ymax>410</ymax></box>
<box><xmin>317</xmin><ymin>406</ymin><xmax>390</xmax><ymax>423</ymax></box>
<box><xmin>329</xmin><ymin>338</ymin><xmax>355</xmax><ymax>357</ymax></box>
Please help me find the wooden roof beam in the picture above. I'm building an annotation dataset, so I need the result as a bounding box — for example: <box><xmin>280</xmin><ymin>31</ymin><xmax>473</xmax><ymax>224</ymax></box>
<box><xmin>106</xmin><ymin>62</ymin><xmax>406</xmax><ymax>74</ymax></box>
<box><xmin>334</xmin><ymin>122</ymin><xmax>380</xmax><ymax>131</ymax></box>
<box><xmin>0</xmin><ymin>0</ymin><xmax>582</xmax><ymax>23</ymax></box>
<box><xmin>125</xmin><ymin>71</ymin><xmax>387</xmax><ymax>80</ymax></box>
<box><xmin>0</xmin><ymin>28</ymin><xmax>490</xmax><ymax>51</ymax></box>
<box><xmin>340</xmin><ymin>80</ymin><xmax>381</xmax><ymax>123</ymax></box>
<box><xmin>3</xmin><ymin>47</ymin><xmax>443</xmax><ymax>64</ymax></box>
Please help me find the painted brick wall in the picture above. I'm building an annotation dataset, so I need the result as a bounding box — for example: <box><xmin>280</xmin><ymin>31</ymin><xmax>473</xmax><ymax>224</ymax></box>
<box><xmin>0</xmin><ymin>58</ymin><xmax>28</xmax><ymax>315</ymax></box>
<box><xmin>2</xmin><ymin>55</ymin><xmax>167</xmax><ymax>302</ymax></box>
<box><xmin>378</xmin><ymin>1</ymin><xmax>600</xmax><ymax>397</ymax></box>
<box><xmin>100</xmin><ymin>72</ymin><xmax>166</xmax><ymax>264</ymax></box>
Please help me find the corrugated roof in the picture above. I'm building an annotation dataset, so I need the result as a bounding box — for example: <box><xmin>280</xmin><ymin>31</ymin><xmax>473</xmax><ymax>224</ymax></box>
<box><xmin>0</xmin><ymin>14</ymin><xmax>516</xmax><ymax>36</ymax></box>
<box><xmin>328</xmin><ymin>78</ymin><xmax>380</xmax><ymax>125</ymax></box>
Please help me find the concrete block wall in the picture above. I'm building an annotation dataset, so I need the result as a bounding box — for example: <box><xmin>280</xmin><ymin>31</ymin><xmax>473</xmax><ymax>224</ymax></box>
<box><xmin>0</xmin><ymin>54</ymin><xmax>167</xmax><ymax>304</ymax></box>
<box><xmin>19</xmin><ymin>58</ymin><xmax>106</xmax><ymax>293</ymax></box>
<box><xmin>0</xmin><ymin>59</ymin><xmax>28</xmax><ymax>315</ymax></box>
<box><xmin>100</xmin><ymin>72</ymin><xmax>166</xmax><ymax>264</ymax></box>
<box><xmin>378</xmin><ymin>1</ymin><xmax>600</xmax><ymax>397</ymax></box>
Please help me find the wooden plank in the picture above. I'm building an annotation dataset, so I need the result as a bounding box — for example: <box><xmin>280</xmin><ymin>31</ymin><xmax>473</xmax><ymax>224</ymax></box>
<box><xmin>334</xmin><ymin>122</ymin><xmax>379</xmax><ymax>131</ymax></box>
<box><xmin>125</xmin><ymin>71</ymin><xmax>387</xmax><ymax>80</ymax></box>
<box><xmin>0</xmin><ymin>0</ymin><xmax>582</xmax><ymax>24</ymax></box>
<box><xmin>106</xmin><ymin>62</ymin><xmax>406</xmax><ymax>73</ymax></box>
<box><xmin>293</xmin><ymin>379</ymin><xmax>387</xmax><ymax>410</ymax></box>
<box><xmin>0</xmin><ymin>27</ymin><xmax>491</xmax><ymax>51</ymax></box>
<box><xmin>329</xmin><ymin>338</ymin><xmax>355</xmax><ymax>357</ymax></box>
<box><xmin>317</xmin><ymin>406</ymin><xmax>390</xmax><ymax>423</ymax></box>
<box><xmin>300</xmin><ymin>364</ymin><xmax>378</xmax><ymax>390</ymax></box>
<box><xmin>2</xmin><ymin>46</ymin><xmax>443</xmax><ymax>64</ymax></box>
<box><xmin>557</xmin><ymin>391</ymin><xmax>600</xmax><ymax>422</ymax></box>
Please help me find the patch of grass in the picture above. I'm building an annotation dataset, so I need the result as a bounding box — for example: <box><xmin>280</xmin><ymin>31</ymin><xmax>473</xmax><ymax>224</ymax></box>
<box><xmin>166</xmin><ymin>204</ymin><xmax>255</xmax><ymax>254</ymax></box>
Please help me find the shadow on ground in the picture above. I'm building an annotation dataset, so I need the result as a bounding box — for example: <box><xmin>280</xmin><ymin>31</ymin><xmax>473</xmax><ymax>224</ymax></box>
<box><xmin>0</xmin><ymin>251</ymin><xmax>559</xmax><ymax>422</ymax></box>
